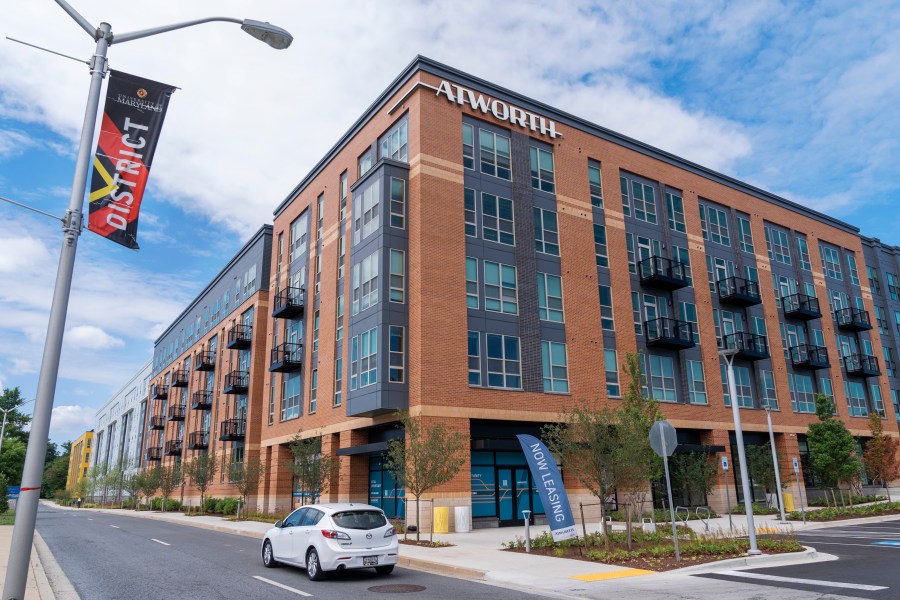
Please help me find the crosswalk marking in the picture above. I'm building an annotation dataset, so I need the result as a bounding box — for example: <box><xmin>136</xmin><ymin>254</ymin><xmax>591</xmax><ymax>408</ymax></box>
<box><xmin>714</xmin><ymin>570</ymin><xmax>887</xmax><ymax>591</ymax></box>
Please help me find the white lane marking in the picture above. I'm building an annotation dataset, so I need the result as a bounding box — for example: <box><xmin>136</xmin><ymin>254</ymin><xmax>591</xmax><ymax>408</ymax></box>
<box><xmin>151</xmin><ymin>539</ymin><xmax>171</xmax><ymax>546</ymax></box>
<box><xmin>252</xmin><ymin>576</ymin><xmax>312</xmax><ymax>596</ymax></box>
<box><xmin>110</xmin><ymin>525</ymin><xmax>120</xmax><ymax>529</ymax></box>
<box><xmin>716</xmin><ymin>570</ymin><xmax>887</xmax><ymax>591</ymax></box>
<box><xmin>798</xmin><ymin>540</ymin><xmax>900</xmax><ymax>548</ymax></box>
<box><xmin>87</xmin><ymin>518</ymin><xmax>93</xmax><ymax>521</ymax></box>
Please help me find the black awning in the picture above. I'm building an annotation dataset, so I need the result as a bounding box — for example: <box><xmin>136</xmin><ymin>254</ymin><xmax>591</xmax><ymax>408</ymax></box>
<box><xmin>335</xmin><ymin>441</ymin><xmax>390</xmax><ymax>456</ymax></box>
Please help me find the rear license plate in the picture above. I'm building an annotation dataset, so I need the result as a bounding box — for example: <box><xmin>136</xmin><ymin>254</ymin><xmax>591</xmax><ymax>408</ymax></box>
<box><xmin>363</xmin><ymin>556</ymin><xmax>378</xmax><ymax>566</ymax></box>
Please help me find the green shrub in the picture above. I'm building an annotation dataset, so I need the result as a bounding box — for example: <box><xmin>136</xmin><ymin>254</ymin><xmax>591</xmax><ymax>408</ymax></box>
<box><xmin>787</xmin><ymin>501</ymin><xmax>900</xmax><ymax>521</ymax></box>
<box><xmin>0</xmin><ymin>474</ymin><xmax>8</xmax><ymax>515</ymax></box>
<box><xmin>808</xmin><ymin>494</ymin><xmax>885</xmax><ymax>507</ymax></box>
<box><xmin>218</xmin><ymin>497</ymin><xmax>238</xmax><ymax>515</ymax></box>
<box><xmin>730</xmin><ymin>503</ymin><xmax>780</xmax><ymax>515</ymax></box>
<box><xmin>150</xmin><ymin>498</ymin><xmax>182</xmax><ymax>511</ymax></box>
<box><xmin>203</xmin><ymin>497</ymin><xmax>221</xmax><ymax>513</ymax></box>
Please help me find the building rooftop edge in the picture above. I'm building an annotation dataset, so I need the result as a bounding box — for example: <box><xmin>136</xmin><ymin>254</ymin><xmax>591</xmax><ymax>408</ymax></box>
<box><xmin>93</xmin><ymin>359</ymin><xmax>152</xmax><ymax>417</ymax></box>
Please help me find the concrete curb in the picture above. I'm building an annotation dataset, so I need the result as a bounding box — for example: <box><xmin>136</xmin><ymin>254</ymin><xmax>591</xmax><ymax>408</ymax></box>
<box><xmin>397</xmin><ymin>555</ymin><xmax>487</xmax><ymax>581</ymax></box>
<box><xmin>667</xmin><ymin>546</ymin><xmax>836</xmax><ymax>576</ymax></box>
<box><xmin>33</xmin><ymin>531</ymin><xmax>78</xmax><ymax>599</ymax></box>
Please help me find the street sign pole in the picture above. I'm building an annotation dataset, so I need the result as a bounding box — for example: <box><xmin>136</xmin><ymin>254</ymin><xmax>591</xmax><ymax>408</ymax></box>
<box><xmin>793</xmin><ymin>458</ymin><xmax>806</xmax><ymax>525</ymax></box>
<box><xmin>650</xmin><ymin>420</ymin><xmax>680</xmax><ymax>562</ymax></box>
<box><xmin>722</xmin><ymin>455</ymin><xmax>733</xmax><ymax>532</ymax></box>
<box><xmin>661</xmin><ymin>435</ymin><xmax>680</xmax><ymax>562</ymax></box>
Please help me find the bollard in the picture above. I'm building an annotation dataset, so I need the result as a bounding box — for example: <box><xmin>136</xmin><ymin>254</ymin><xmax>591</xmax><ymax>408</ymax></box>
<box><xmin>523</xmin><ymin>510</ymin><xmax>532</xmax><ymax>553</ymax></box>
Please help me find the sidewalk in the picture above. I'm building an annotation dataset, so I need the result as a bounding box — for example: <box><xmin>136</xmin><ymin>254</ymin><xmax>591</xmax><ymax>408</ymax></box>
<box><xmin>0</xmin><ymin>525</ymin><xmax>56</xmax><ymax>599</ymax></box>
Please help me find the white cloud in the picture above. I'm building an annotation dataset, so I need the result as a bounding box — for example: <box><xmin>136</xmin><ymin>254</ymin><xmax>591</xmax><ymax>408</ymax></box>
<box><xmin>50</xmin><ymin>404</ymin><xmax>96</xmax><ymax>439</ymax></box>
<box><xmin>65</xmin><ymin>325</ymin><xmax>125</xmax><ymax>350</ymax></box>
<box><xmin>0</xmin><ymin>129</ymin><xmax>36</xmax><ymax>158</ymax></box>
<box><xmin>0</xmin><ymin>234</ymin><xmax>52</xmax><ymax>273</ymax></box>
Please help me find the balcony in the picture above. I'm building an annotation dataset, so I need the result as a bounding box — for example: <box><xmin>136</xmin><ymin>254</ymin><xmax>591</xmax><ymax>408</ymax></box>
<box><xmin>834</xmin><ymin>307</ymin><xmax>873</xmax><ymax>332</ymax></box>
<box><xmin>645</xmin><ymin>317</ymin><xmax>696</xmax><ymax>350</ymax></box>
<box><xmin>638</xmin><ymin>256</ymin><xmax>690</xmax><ymax>291</ymax></box>
<box><xmin>223</xmin><ymin>371</ymin><xmax>249</xmax><ymax>394</ymax></box>
<box><xmin>152</xmin><ymin>384</ymin><xmax>169</xmax><ymax>400</ymax></box>
<box><xmin>717</xmin><ymin>276</ymin><xmax>762</xmax><ymax>307</ymax></box>
<box><xmin>270</xmin><ymin>342</ymin><xmax>303</xmax><ymax>373</ymax></box>
<box><xmin>187</xmin><ymin>431</ymin><xmax>209</xmax><ymax>450</ymax></box>
<box><xmin>790</xmin><ymin>344</ymin><xmax>831</xmax><ymax>370</ymax></box>
<box><xmin>165</xmin><ymin>439</ymin><xmax>183</xmax><ymax>456</ymax></box>
<box><xmin>191</xmin><ymin>390</ymin><xmax>213</xmax><ymax>411</ymax></box>
<box><xmin>219</xmin><ymin>418</ymin><xmax>246</xmax><ymax>441</ymax></box>
<box><xmin>844</xmin><ymin>354</ymin><xmax>881</xmax><ymax>377</ymax></box>
<box><xmin>783</xmin><ymin>293</ymin><xmax>822</xmax><ymax>321</ymax></box>
<box><xmin>146</xmin><ymin>446</ymin><xmax>162</xmax><ymax>461</ymax></box>
<box><xmin>148</xmin><ymin>416</ymin><xmax>166</xmax><ymax>430</ymax></box>
<box><xmin>167</xmin><ymin>403</ymin><xmax>186</xmax><ymax>422</ymax></box>
<box><xmin>226</xmin><ymin>324</ymin><xmax>252</xmax><ymax>350</ymax></box>
<box><xmin>722</xmin><ymin>332</ymin><xmax>769</xmax><ymax>361</ymax></box>
<box><xmin>171</xmin><ymin>369</ymin><xmax>189</xmax><ymax>388</ymax></box>
<box><xmin>272</xmin><ymin>286</ymin><xmax>305</xmax><ymax>319</ymax></box>
<box><xmin>195</xmin><ymin>351</ymin><xmax>216</xmax><ymax>371</ymax></box>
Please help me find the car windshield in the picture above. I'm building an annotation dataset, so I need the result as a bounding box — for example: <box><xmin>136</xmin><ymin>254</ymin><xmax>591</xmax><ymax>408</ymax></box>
<box><xmin>331</xmin><ymin>510</ymin><xmax>388</xmax><ymax>530</ymax></box>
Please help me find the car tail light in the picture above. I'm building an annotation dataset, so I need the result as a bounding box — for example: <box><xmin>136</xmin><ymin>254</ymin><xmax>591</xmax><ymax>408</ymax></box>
<box><xmin>321</xmin><ymin>530</ymin><xmax>351</xmax><ymax>540</ymax></box>
<box><xmin>384</xmin><ymin>527</ymin><xmax>396</xmax><ymax>537</ymax></box>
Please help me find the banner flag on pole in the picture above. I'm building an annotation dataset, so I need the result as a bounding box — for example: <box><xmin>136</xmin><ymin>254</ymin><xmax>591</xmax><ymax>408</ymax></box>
<box><xmin>88</xmin><ymin>70</ymin><xmax>176</xmax><ymax>250</ymax></box>
<box><xmin>516</xmin><ymin>434</ymin><xmax>578</xmax><ymax>541</ymax></box>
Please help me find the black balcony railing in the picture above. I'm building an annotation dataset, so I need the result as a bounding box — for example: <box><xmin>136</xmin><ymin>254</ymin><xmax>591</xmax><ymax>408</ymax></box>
<box><xmin>146</xmin><ymin>446</ymin><xmax>162</xmax><ymax>461</ymax></box>
<box><xmin>272</xmin><ymin>286</ymin><xmax>306</xmax><ymax>319</ymax></box>
<box><xmin>645</xmin><ymin>317</ymin><xmax>696</xmax><ymax>350</ymax></box>
<box><xmin>790</xmin><ymin>344</ymin><xmax>831</xmax><ymax>370</ymax></box>
<box><xmin>223</xmin><ymin>371</ymin><xmax>249</xmax><ymax>394</ymax></box>
<box><xmin>270</xmin><ymin>342</ymin><xmax>303</xmax><ymax>372</ymax></box>
<box><xmin>226</xmin><ymin>324</ymin><xmax>252</xmax><ymax>349</ymax></box>
<box><xmin>187</xmin><ymin>431</ymin><xmax>210</xmax><ymax>450</ymax></box>
<box><xmin>191</xmin><ymin>390</ymin><xmax>213</xmax><ymax>410</ymax></box>
<box><xmin>148</xmin><ymin>415</ymin><xmax>166</xmax><ymax>430</ymax></box>
<box><xmin>722</xmin><ymin>332</ymin><xmax>769</xmax><ymax>361</ymax></box>
<box><xmin>638</xmin><ymin>256</ymin><xmax>690</xmax><ymax>291</ymax></box>
<box><xmin>717</xmin><ymin>276</ymin><xmax>762</xmax><ymax>307</ymax></box>
<box><xmin>164</xmin><ymin>439</ymin><xmax>183</xmax><ymax>456</ymax></box>
<box><xmin>152</xmin><ymin>384</ymin><xmax>169</xmax><ymax>400</ymax></box>
<box><xmin>844</xmin><ymin>354</ymin><xmax>881</xmax><ymax>377</ymax></box>
<box><xmin>195</xmin><ymin>351</ymin><xmax>216</xmax><ymax>371</ymax></box>
<box><xmin>170</xmin><ymin>369</ymin><xmax>189</xmax><ymax>387</ymax></box>
<box><xmin>219</xmin><ymin>418</ymin><xmax>246</xmax><ymax>441</ymax></box>
<box><xmin>783</xmin><ymin>293</ymin><xmax>822</xmax><ymax>320</ymax></box>
<box><xmin>167</xmin><ymin>403</ymin><xmax>186</xmax><ymax>421</ymax></box>
<box><xmin>834</xmin><ymin>307</ymin><xmax>873</xmax><ymax>332</ymax></box>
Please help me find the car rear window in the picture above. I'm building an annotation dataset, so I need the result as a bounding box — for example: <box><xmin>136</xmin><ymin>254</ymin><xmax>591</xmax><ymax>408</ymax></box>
<box><xmin>331</xmin><ymin>510</ymin><xmax>387</xmax><ymax>530</ymax></box>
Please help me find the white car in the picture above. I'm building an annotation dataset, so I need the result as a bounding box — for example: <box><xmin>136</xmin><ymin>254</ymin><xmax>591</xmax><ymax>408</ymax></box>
<box><xmin>261</xmin><ymin>503</ymin><xmax>399</xmax><ymax>580</ymax></box>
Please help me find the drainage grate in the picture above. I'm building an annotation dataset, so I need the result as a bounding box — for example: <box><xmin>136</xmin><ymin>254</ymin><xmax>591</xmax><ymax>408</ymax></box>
<box><xmin>368</xmin><ymin>584</ymin><xmax>427</xmax><ymax>594</ymax></box>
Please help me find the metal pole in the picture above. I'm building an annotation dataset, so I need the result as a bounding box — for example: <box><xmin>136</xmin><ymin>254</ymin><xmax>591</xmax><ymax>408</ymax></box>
<box><xmin>722</xmin><ymin>352</ymin><xmax>761</xmax><ymax>554</ymax></box>
<box><xmin>794</xmin><ymin>465</ymin><xmax>806</xmax><ymax>524</ymax></box>
<box><xmin>765</xmin><ymin>406</ymin><xmax>788</xmax><ymax>523</ymax></box>
<box><xmin>0</xmin><ymin>410</ymin><xmax>8</xmax><ymax>454</ymax></box>
<box><xmin>662</xmin><ymin>433</ymin><xmax>680</xmax><ymax>562</ymax></box>
<box><xmin>523</xmin><ymin>510</ymin><xmax>531</xmax><ymax>553</ymax></box>
<box><xmin>3</xmin><ymin>24</ymin><xmax>109</xmax><ymax>600</ymax></box>
<box><xmin>723</xmin><ymin>461</ymin><xmax>733</xmax><ymax>532</ymax></box>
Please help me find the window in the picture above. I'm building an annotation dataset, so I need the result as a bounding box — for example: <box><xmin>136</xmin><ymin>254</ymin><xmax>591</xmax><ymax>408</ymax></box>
<box><xmin>789</xmin><ymin>373</ymin><xmax>816</xmax><ymax>413</ymax></box>
<box><xmin>541</xmin><ymin>341</ymin><xmax>569</xmax><ymax>393</ymax></box>
<box><xmin>486</xmin><ymin>334</ymin><xmax>521</xmax><ymax>389</ymax></box>
<box><xmin>389</xmin><ymin>326</ymin><xmax>405</xmax><ymax>383</ymax></box>
<box><xmin>721</xmin><ymin>364</ymin><xmax>753</xmax><ymax>407</ymax></box>
<box><xmin>340</xmin><ymin>171</ymin><xmax>348</xmax><ymax>222</ymax></box>
<box><xmin>737</xmin><ymin>216</ymin><xmax>754</xmax><ymax>253</ymax></box>
<box><xmin>845</xmin><ymin>381</ymin><xmax>868</xmax><ymax>417</ymax></box>
<box><xmin>760</xmin><ymin>370</ymin><xmax>778</xmax><ymax>410</ymax></box>
<box><xmin>351</xmin><ymin>251</ymin><xmax>379</xmax><ymax>314</ymax></box>
<box><xmin>796</xmin><ymin>237</ymin><xmax>811</xmax><ymax>270</ymax></box>
<box><xmin>338</xmin><ymin>235</ymin><xmax>346</xmax><ymax>280</ymax></box>
<box><xmin>588</xmin><ymin>162</ymin><xmax>603</xmax><ymax>208</ymax></box>
<box><xmin>593</xmin><ymin>224</ymin><xmax>609</xmax><ymax>267</ymax></box>
<box><xmin>847</xmin><ymin>253</ymin><xmax>860</xmax><ymax>286</ymax></box>
<box><xmin>534</xmin><ymin>208</ymin><xmax>559</xmax><ymax>255</ymax></box>
<box><xmin>686</xmin><ymin>360</ymin><xmax>707</xmax><ymax>404</ymax></box>
<box><xmin>380</xmin><ymin>117</ymin><xmax>408</xmax><ymax>162</ymax></box>
<box><xmin>871</xmin><ymin>385</ymin><xmax>886</xmax><ymax>417</ymax></box>
<box><xmin>336</xmin><ymin>294</ymin><xmax>344</xmax><ymax>342</ymax></box>
<box><xmin>599</xmin><ymin>285</ymin><xmax>614</xmax><ymax>331</ymax></box>
<box><xmin>764</xmin><ymin>226</ymin><xmax>791</xmax><ymax>265</ymax></box>
<box><xmin>334</xmin><ymin>357</ymin><xmax>342</xmax><ymax>407</ymax></box>
<box><xmin>484</xmin><ymin>261</ymin><xmax>517</xmax><ymax>314</ymax></box>
<box><xmin>884</xmin><ymin>346</ymin><xmax>896</xmax><ymax>378</ymax></box>
<box><xmin>310</xmin><ymin>370</ymin><xmax>317</xmax><ymax>414</ymax></box>
<box><xmin>819</xmin><ymin>244</ymin><xmax>843</xmax><ymax>280</ymax></box>
<box><xmin>530</xmin><ymin>146</ymin><xmax>555</xmax><ymax>193</ymax></box>
<box><xmin>673</xmin><ymin>246</ymin><xmax>692</xmax><ymax>285</ymax></box>
<box><xmin>666</xmin><ymin>191</ymin><xmax>685</xmax><ymax>232</ymax></box>
<box><xmin>867</xmin><ymin>265</ymin><xmax>881</xmax><ymax>293</ymax></box>
<box><xmin>620</xmin><ymin>177</ymin><xmax>631</xmax><ymax>217</ymax></box>
<box><xmin>358</xmin><ymin>149</ymin><xmax>372</xmax><ymax>177</ymax></box>
<box><xmin>482</xmin><ymin>193</ymin><xmax>515</xmax><ymax>245</ymax></box>
<box><xmin>316</xmin><ymin>194</ymin><xmax>324</xmax><ymax>241</ymax></box>
<box><xmin>605</xmin><ymin>350</ymin><xmax>620</xmax><ymax>397</ymax></box>
<box><xmin>462</xmin><ymin>123</ymin><xmax>474</xmax><ymax>169</ymax></box>
<box><xmin>356</xmin><ymin>328</ymin><xmax>377</xmax><ymax>388</ymax></box>
<box><xmin>466</xmin><ymin>257</ymin><xmax>479</xmax><ymax>309</ymax></box>
<box><xmin>281</xmin><ymin>373</ymin><xmax>301</xmax><ymax>421</ymax></box>
<box><xmin>464</xmin><ymin>188</ymin><xmax>477</xmax><ymax>237</ymax></box>
<box><xmin>468</xmin><ymin>332</ymin><xmax>481</xmax><ymax>385</ymax></box>
<box><xmin>705</xmin><ymin>205</ymin><xmax>730</xmax><ymax>246</ymax></box>
<box><xmin>537</xmin><ymin>273</ymin><xmax>564</xmax><ymax>322</ymax></box>
<box><xmin>649</xmin><ymin>355</ymin><xmax>676</xmax><ymax>402</ymax></box>
<box><xmin>389</xmin><ymin>249</ymin><xmax>405</xmax><ymax>303</ymax></box>
<box><xmin>630</xmin><ymin>180</ymin><xmax>658</xmax><ymax>224</ymax></box>
<box><xmin>479</xmin><ymin>129</ymin><xmax>511</xmax><ymax>180</ymax></box>
<box><xmin>289</xmin><ymin>213</ymin><xmax>308</xmax><ymax>262</ymax></box>
<box><xmin>350</xmin><ymin>337</ymin><xmax>358</xmax><ymax>390</ymax></box>
<box><xmin>313</xmin><ymin>310</ymin><xmax>319</xmax><ymax>352</ymax></box>
<box><xmin>626</xmin><ymin>233</ymin><xmax>636</xmax><ymax>274</ymax></box>
<box><xmin>889</xmin><ymin>273</ymin><xmax>900</xmax><ymax>301</ymax></box>
<box><xmin>389</xmin><ymin>178</ymin><xmax>405</xmax><ymax>229</ymax></box>
<box><xmin>679</xmin><ymin>302</ymin><xmax>699</xmax><ymax>343</ymax></box>
<box><xmin>353</xmin><ymin>182</ymin><xmax>380</xmax><ymax>245</ymax></box>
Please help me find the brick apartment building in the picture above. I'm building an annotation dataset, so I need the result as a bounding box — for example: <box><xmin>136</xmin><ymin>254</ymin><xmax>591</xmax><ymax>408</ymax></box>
<box><xmin>144</xmin><ymin>57</ymin><xmax>900</xmax><ymax>528</ymax></box>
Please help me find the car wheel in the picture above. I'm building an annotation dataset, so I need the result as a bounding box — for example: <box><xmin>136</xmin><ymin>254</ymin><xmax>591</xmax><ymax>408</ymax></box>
<box><xmin>306</xmin><ymin>548</ymin><xmax>325</xmax><ymax>581</ymax></box>
<box><xmin>375</xmin><ymin>565</ymin><xmax>394</xmax><ymax>576</ymax></box>
<box><xmin>262</xmin><ymin>540</ymin><xmax>278</xmax><ymax>568</ymax></box>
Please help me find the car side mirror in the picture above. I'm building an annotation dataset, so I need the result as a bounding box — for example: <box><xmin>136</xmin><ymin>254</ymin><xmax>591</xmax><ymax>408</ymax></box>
<box><xmin>275</xmin><ymin>520</ymin><xmax>284</xmax><ymax>528</ymax></box>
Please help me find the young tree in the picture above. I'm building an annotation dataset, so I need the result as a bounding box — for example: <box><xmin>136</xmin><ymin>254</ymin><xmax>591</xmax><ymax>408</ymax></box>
<box><xmin>0</xmin><ymin>387</ymin><xmax>32</xmax><ymax>445</ymax></box>
<box><xmin>42</xmin><ymin>441</ymin><xmax>71</xmax><ymax>499</ymax></box>
<box><xmin>384</xmin><ymin>411</ymin><xmax>467</xmax><ymax>543</ymax></box>
<box><xmin>124</xmin><ymin>469</ymin><xmax>144</xmax><ymax>509</ymax></box>
<box><xmin>106</xmin><ymin>460</ymin><xmax>127</xmax><ymax>506</ymax></box>
<box><xmin>745</xmin><ymin>443</ymin><xmax>779</xmax><ymax>506</ymax></box>
<box><xmin>228</xmin><ymin>456</ymin><xmax>265</xmax><ymax>518</ymax></box>
<box><xmin>139</xmin><ymin>465</ymin><xmax>162</xmax><ymax>509</ymax></box>
<box><xmin>0</xmin><ymin>438</ymin><xmax>27</xmax><ymax>485</ymax></box>
<box><xmin>670</xmin><ymin>452</ymin><xmax>718</xmax><ymax>508</ymax></box>
<box><xmin>863</xmin><ymin>413</ymin><xmax>900</xmax><ymax>501</ymax></box>
<box><xmin>807</xmin><ymin>394</ymin><xmax>860</xmax><ymax>501</ymax></box>
<box><xmin>184</xmin><ymin>451</ymin><xmax>218</xmax><ymax>511</ymax></box>
<box><xmin>287</xmin><ymin>434</ymin><xmax>336</xmax><ymax>505</ymax></box>
<box><xmin>87</xmin><ymin>464</ymin><xmax>108</xmax><ymax>504</ymax></box>
<box><xmin>157</xmin><ymin>463</ymin><xmax>182</xmax><ymax>512</ymax></box>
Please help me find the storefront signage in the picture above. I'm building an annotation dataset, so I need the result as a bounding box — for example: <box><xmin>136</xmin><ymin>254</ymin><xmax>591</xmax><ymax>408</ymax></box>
<box><xmin>436</xmin><ymin>80</ymin><xmax>561</xmax><ymax>139</ymax></box>
<box><xmin>516</xmin><ymin>434</ymin><xmax>577</xmax><ymax>541</ymax></box>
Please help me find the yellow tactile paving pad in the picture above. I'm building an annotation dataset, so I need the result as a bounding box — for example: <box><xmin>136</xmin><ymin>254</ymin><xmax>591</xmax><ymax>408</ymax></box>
<box><xmin>571</xmin><ymin>568</ymin><xmax>656</xmax><ymax>581</ymax></box>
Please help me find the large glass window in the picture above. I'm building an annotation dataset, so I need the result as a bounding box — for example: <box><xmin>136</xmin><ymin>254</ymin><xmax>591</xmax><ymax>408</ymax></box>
<box><xmin>845</xmin><ymin>381</ymin><xmax>868</xmax><ymax>417</ymax></box>
<box><xmin>599</xmin><ymin>285</ymin><xmax>614</xmax><ymax>331</ymax></box>
<box><xmin>380</xmin><ymin>117</ymin><xmax>408</xmax><ymax>162</ymax></box>
<box><xmin>820</xmin><ymin>244</ymin><xmax>843</xmax><ymax>280</ymax></box>
<box><xmin>389</xmin><ymin>178</ymin><xmax>406</xmax><ymax>229</ymax></box>
<box><xmin>351</xmin><ymin>251</ymin><xmax>379</xmax><ymax>314</ymax></box>
<box><xmin>541</xmin><ymin>341</ymin><xmax>569</xmax><ymax>393</ymax></box>
<box><xmin>537</xmin><ymin>273</ymin><xmax>564</xmax><ymax>322</ymax></box>
<box><xmin>351</xmin><ymin>328</ymin><xmax>377</xmax><ymax>389</ymax></box>
<box><xmin>353</xmin><ymin>182</ymin><xmax>380</xmax><ymax>245</ymax></box>
<box><xmin>737</xmin><ymin>216</ymin><xmax>754</xmax><ymax>253</ymax></box>
<box><xmin>466</xmin><ymin>257</ymin><xmax>479</xmax><ymax>309</ymax></box>
<box><xmin>846</xmin><ymin>253</ymin><xmax>860</xmax><ymax>286</ymax></box>
<box><xmin>289</xmin><ymin>213</ymin><xmax>309</xmax><ymax>263</ymax></box>
<box><xmin>281</xmin><ymin>373</ymin><xmax>301</xmax><ymax>421</ymax></box>
<box><xmin>479</xmin><ymin>130</ymin><xmax>511</xmax><ymax>180</ymax></box>
<box><xmin>334</xmin><ymin>357</ymin><xmax>342</xmax><ymax>407</ymax></box>
<box><xmin>629</xmin><ymin>180</ymin><xmax>658</xmax><ymax>224</ymax></box>
<box><xmin>530</xmin><ymin>147</ymin><xmax>555</xmax><ymax>193</ymax></box>
<box><xmin>721</xmin><ymin>364</ymin><xmax>753</xmax><ymax>407</ymax></box>
<box><xmin>462</xmin><ymin>123</ymin><xmax>474</xmax><ymax>170</ymax></box>
<box><xmin>649</xmin><ymin>355</ymin><xmax>676</xmax><ymax>402</ymax></box>
<box><xmin>789</xmin><ymin>373</ymin><xmax>816</xmax><ymax>413</ymax></box>
<box><xmin>594</xmin><ymin>224</ymin><xmax>609</xmax><ymax>267</ymax></box>
<box><xmin>666</xmin><ymin>191</ymin><xmax>685</xmax><ymax>232</ymax></box>
<box><xmin>389</xmin><ymin>326</ymin><xmax>405</xmax><ymax>383</ymax></box>
<box><xmin>605</xmin><ymin>349</ymin><xmax>620</xmax><ymax>397</ymax></box>
<box><xmin>389</xmin><ymin>249</ymin><xmax>405</xmax><ymax>303</ymax></box>
<box><xmin>464</xmin><ymin>188</ymin><xmax>477</xmax><ymax>237</ymax></box>
<box><xmin>486</xmin><ymin>334</ymin><xmax>521</xmax><ymax>389</ymax></box>
<box><xmin>484</xmin><ymin>262</ymin><xmax>517</xmax><ymax>314</ymax></box>
<box><xmin>588</xmin><ymin>162</ymin><xmax>603</xmax><ymax>208</ymax></box>
<box><xmin>534</xmin><ymin>208</ymin><xmax>559</xmax><ymax>255</ymax></box>
<box><xmin>686</xmin><ymin>360</ymin><xmax>706</xmax><ymax>405</ymax></box>
<box><xmin>482</xmin><ymin>193</ymin><xmax>515</xmax><ymax>245</ymax></box>
<box><xmin>468</xmin><ymin>331</ymin><xmax>481</xmax><ymax>385</ymax></box>
<box><xmin>764</xmin><ymin>226</ymin><xmax>791</xmax><ymax>265</ymax></box>
<box><xmin>310</xmin><ymin>369</ymin><xmax>318</xmax><ymax>414</ymax></box>
<box><xmin>704</xmin><ymin>204</ymin><xmax>730</xmax><ymax>246</ymax></box>
<box><xmin>760</xmin><ymin>370</ymin><xmax>778</xmax><ymax>410</ymax></box>
<box><xmin>796</xmin><ymin>236</ymin><xmax>811</xmax><ymax>270</ymax></box>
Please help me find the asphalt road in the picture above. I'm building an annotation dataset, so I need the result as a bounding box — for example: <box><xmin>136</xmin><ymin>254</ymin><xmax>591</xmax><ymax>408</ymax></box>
<box><xmin>35</xmin><ymin>504</ymin><xmax>547</xmax><ymax>600</ymax></box>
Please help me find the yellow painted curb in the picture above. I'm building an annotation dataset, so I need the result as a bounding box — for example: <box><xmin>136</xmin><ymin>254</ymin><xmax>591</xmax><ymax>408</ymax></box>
<box><xmin>571</xmin><ymin>568</ymin><xmax>655</xmax><ymax>581</ymax></box>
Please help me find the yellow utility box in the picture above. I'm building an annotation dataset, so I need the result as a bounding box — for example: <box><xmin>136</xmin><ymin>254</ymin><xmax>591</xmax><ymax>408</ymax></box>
<box><xmin>433</xmin><ymin>506</ymin><xmax>449</xmax><ymax>533</ymax></box>
<box><xmin>783</xmin><ymin>492</ymin><xmax>794</xmax><ymax>512</ymax></box>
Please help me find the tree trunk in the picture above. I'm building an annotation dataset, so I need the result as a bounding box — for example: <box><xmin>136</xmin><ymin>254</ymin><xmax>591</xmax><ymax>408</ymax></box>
<box><xmin>886</xmin><ymin>482</ymin><xmax>892</xmax><ymax>503</ymax></box>
<box><xmin>624</xmin><ymin>503</ymin><xmax>633</xmax><ymax>550</ymax></box>
<box><xmin>416</xmin><ymin>495</ymin><xmax>421</xmax><ymax>543</ymax></box>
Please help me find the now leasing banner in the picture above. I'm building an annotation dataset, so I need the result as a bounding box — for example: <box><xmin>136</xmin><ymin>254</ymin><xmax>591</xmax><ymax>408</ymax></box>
<box><xmin>88</xmin><ymin>70</ymin><xmax>176</xmax><ymax>249</ymax></box>
<box><xmin>516</xmin><ymin>434</ymin><xmax>578</xmax><ymax>541</ymax></box>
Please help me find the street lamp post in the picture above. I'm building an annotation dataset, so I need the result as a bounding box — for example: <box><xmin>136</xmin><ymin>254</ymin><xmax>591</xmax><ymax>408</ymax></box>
<box><xmin>0</xmin><ymin>399</ymin><xmax>35</xmax><ymax>453</ymax></box>
<box><xmin>3</xmin><ymin>3</ymin><xmax>291</xmax><ymax>598</ymax></box>
<box><xmin>764</xmin><ymin>402</ymin><xmax>788</xmax><ymax>523</ymax></box>
<box><xmin>719</xmin><ymin>348</ymin><xmax>761</xmax><ymax>555</ymax></box>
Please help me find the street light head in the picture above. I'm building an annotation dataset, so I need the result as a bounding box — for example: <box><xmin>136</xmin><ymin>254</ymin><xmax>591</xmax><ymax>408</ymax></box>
<box><xmin>717</xmin><ymin>347</ymin><xmax>738</xmax><ymax>358</ymax></box>
<box><xmin>241</xmin><ymin>19</ymin><xmax>293</xmax><ymax>49</ymax></box>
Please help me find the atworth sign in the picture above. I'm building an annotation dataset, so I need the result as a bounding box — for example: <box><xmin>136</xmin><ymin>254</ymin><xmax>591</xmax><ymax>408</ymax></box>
<box><xmin>435</xmin><ymin>80</ymin><xmax>561</xmax><ymax>139</ymax></box>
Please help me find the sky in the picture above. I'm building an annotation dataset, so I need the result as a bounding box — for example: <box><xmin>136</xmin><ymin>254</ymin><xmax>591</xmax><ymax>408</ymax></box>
<box><xmin>1</xmin><ymin>0</ymin><xmax>899</xmax><ymax>445</ymax></box>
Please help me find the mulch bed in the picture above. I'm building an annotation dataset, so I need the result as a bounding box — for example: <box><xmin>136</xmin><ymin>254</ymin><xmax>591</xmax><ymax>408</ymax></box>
<box><xmin>796</xmin><ymin>508</ymin><xmax>900</xmax><ymax>522</ymax></box>
<box><xmin>399</xmin><ymin>539</ymin><xmax>454</xmax><ymax>548</ymax></box>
